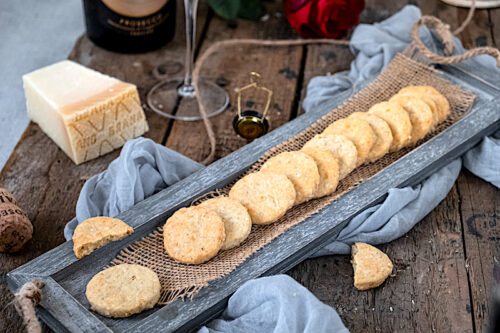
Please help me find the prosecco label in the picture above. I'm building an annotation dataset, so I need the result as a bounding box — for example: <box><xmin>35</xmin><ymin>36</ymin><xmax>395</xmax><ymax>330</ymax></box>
<box><xmin>102</xmin><ymin>0</ymin><xmax>168</xmax><ymax>17</ymax></box>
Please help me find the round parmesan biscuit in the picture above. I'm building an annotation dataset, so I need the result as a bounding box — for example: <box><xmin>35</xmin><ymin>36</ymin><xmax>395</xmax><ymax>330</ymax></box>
<box><xmin>348</xmin><ymin>112</ymin><xmax>393</xmax><ymax>162</ymax></box>
<box><xmin>198</xmin><ymin>197</ymin><xmax>252</xmax><ymax>250</ymax></box>
<box><xmin>418</xmin><ymin>95</ymin><xmax>439</xmax><ymax>128</ymax></box>
<box><xmin>368</xmin><ymin>101</ymin><xmax>412</xmax><ymax>151</ymax></box>
<box><xmin>260</xmin><ymin>151</ymin><xmax>320</xmax><ymax>205</ymax></box>
<box><xmin>301</xmin><ymin>148</ymin><xmax>339</xmax><ymax>198</ymax></box>
<box><xmin>322</xmin><ymin>118</ymin><xmax>376</xmax><ymax>166</ymax></box>
<box><xmin>163</xmin><ymin>206</ymin><xmax>225</xmax><ymax>264</ymax></box>
<box><xmin>229</xmin><ymin>172</ymin><xmax>296</xmax><ymax>225</ymax></box>
<box><xmin>86</xmin><ymin>264</ymin><xmax>161</xmax><ymax>318</ymax></box>
<box><xmin>302</xmin><ymin>133</ymin><xmax>357</xmax><ymax>179</ymax></box>
<box><xmin>398</xmin><ymin>86</ymin><xmax>450</xmax><ymax>123</ymax></box>
<box><xmin>389</xmin><ymin>95</ymin><xmax>433</xmax><ymax>144</ymax></box>
<box><xmin>400</xmin><ymin>93</ymin><xmax>439</xmax><ymax>129</ymax></box>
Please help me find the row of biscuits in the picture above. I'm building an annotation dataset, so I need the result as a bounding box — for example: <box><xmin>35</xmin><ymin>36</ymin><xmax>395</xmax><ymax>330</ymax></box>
<box><xmin>83</xmin><ymin>86</ymin><xmax>449</xmax><ymax>318</ymax></box>
<box><xmin>162</xmin><ymin>85</ymin><xmax>450</xmax><ymax>265</ymax></box>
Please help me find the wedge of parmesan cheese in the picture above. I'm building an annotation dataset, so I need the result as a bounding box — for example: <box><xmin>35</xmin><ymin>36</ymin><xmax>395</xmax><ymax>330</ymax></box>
<box><xmin>23</xmin><ymin>60</ymin><xmax>148</xmax><ymax>164</ymax></box>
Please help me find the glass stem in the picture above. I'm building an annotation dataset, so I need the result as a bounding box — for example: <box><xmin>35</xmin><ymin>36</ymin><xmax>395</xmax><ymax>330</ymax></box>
<box><xmin>179</xmin><ymin>0</ymin><xmax>198</xmax><ymax>97</ymax></box>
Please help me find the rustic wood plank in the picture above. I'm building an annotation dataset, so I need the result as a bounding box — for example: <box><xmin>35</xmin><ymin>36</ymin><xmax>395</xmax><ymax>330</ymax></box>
<box><xmin>0</xmin><ymin>1</ymin><xmax>210</xmax><ymax>332</ymax></box>
<box><xmin>457</xmin><ymin>170</ymin><xmax>500</xmax><ymax>332</ymax></box>
<box><xmin>489</xmin><ymin>8</ymin><xmax>500</xmax><ymax>48</ymax></box>
<box><xmin>375</xmin><ymin>183</ymin><xmax>474</xmax><ymax>332</ymax></box>
<box><xmin>416</xmin><ymin>0</ymin><xmax>460</xmax><ymax>31</ymax></box>
<box><xmin>164</xmin><ymin>0</ymin><xmax>304</xmax><ymax>162</ymax></box>
<box><xmin>296</xmin><ymin>44</ymin><xmax>353</xmax><ymax>116</ymax></box>
<box><xmin>360</xmin><ymin>0</ymin><xmax>408</xmax><ymax>23</ymax></box>
<box><xmin>455</xmin><ymin>8</ymin><xmax>495</xmax><ymax>49</ymax></box>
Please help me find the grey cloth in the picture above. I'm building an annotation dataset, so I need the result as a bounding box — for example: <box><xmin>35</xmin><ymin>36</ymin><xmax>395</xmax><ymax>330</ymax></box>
<box><xmin>198</xmin><ymin>275</ymin><xmax>349</xmax><ymax>333</ymax></box>
<box><xmin>313</xmin><ymin>159</ymin><xmax>462</xmax><ymax>256</ymax></box>
<box><xmin>463</xmin><ymin>130</ymin><xmax>500</xmax><ymax>188</ymax></box>
<box><xmin>62</xmin><ymin>5</ymin><xmax>500</xmax><ymax>333</ymax></box>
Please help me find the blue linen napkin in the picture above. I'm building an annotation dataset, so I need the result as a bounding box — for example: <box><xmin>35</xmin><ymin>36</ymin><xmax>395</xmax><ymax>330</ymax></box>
<box><xmin>63</xmin><ymin>5</ymin><xmax>499</xmax><ymax>333</ymax></box>
<box><xmin>198</xmin><ymin>275</ymin><xmax>349</xmax><ymax>333</ymax></box>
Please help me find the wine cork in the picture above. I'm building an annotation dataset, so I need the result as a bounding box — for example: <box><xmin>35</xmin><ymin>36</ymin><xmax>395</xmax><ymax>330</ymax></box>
<box><xmin>0</xmin><ymin>188</ymin><xmax>33</xmax><ymax>253</ymax></box>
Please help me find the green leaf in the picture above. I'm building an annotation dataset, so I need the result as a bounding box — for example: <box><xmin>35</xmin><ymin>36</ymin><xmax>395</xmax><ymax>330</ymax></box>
<box><xmin>207</xmin><ymin>0</ymin><xmax>240</xmax><ymax>21</ymax></box>
<box><xmin>237</xmin><ymin>0</ymin><xmax>262</xmax><ymax>21</ymax></box>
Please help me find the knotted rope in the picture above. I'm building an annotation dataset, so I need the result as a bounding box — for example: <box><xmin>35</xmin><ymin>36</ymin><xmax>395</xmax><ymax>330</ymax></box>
<box><xmin>14</xmin><ymin>279</ymin><xmax>45</xmax><ymax>333</ymax></box>
<box><xmin>410</xmin><ymin>15</ymin><xmax>500</xmax><ymax>68</ymax></box>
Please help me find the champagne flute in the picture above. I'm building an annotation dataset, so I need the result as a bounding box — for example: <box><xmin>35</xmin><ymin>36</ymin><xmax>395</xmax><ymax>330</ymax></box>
<box><xmin>147</xmin><ymin>0</ymin><xmax>229</xmax><ymax>121</ymax></box>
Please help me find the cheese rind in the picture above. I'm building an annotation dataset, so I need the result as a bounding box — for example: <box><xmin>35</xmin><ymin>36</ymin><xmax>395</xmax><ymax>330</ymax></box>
<box><xmin>23</xmin><ymin>60</ymin><xmax>149</xmax><ymax>164</ymax></box>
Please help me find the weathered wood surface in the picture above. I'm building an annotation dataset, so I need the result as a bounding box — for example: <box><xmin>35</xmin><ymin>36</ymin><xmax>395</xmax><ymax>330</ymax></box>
<box><xmin>1</xmin><ymin>0</ymin><xmax>499</xmax><ymax>332</ymax></box>
<box><xmin>457</xmin><ymin>170</ymin><xmax>500</xmax><ymax>332</ymax></box>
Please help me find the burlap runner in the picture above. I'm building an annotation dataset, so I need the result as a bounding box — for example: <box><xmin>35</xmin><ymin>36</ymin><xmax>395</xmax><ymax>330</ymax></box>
<box><xmin>111</xmin><ymin>53</ymin><xmax>475</xmax><ymax>305</ymax></box>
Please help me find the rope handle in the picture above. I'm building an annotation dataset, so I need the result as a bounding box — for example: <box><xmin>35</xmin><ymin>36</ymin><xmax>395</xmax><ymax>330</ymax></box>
<box><xmin>410</xmin><ymin>15</ymin><xmax>500</xmax><ymax>68</ymax></box>
<box><xmin>13</xmin><ymin>279</ymin><xmax>45</xmax><ymax>333</ymax></box>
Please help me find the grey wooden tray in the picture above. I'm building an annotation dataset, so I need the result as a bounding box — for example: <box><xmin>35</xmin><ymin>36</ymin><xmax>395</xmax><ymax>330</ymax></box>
<box><xmin>7</xmin><ymin>59</ymin><xmax>500</xmax><ymax>333</ymax></box>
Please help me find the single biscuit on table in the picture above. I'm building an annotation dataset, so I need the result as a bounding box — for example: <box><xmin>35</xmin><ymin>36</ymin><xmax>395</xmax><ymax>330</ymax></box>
<box><xmin>198</xmin><ymin>197</ymin><xmax>252</xmax><ymax>250</ymax></box>
<box><xmin>229</xmin><ymin>172</ymin><xmax>296</xmax><ymax>225</ymax></box>
<box><xmin>389</xmin><ymin>94</ymin><xmax>434</xmax><ymax>144</ymax></box>
<box><xmin>301</xmin><ymin>148</ymin><xmax>339</xmax><ymax>198</ymax></box>
<box><xmin>348</xmin><ymin>112</ymin><xmax>393</xmax><ymax>162</ymax></box>
<box><xmin>302</xmin><ymin>133</ymin><xmax>357</xmax><ymax>180</ymax></box>
<box><xmin>260</xmin><ymin>151</ymin><xmax>320</xmax><ymax>205</ymax></box>
<box><xmin>163</xmin><ymin>206</ymin><xmax>225</xmax><ymax>264</ymax></box>
<box><xmin>398</xmin><ymin>86</ymin><xmax>450</xmax><ymax>122</ymax></box>
<box><xmin>351</xmin><ymin>242</ymin><xmax>393</xmax><ymax>291</ymax></box>
<box><xmin>323</xmin><ymin>117</ymin><xmax>376</xmax><ymax>166</ymax></box>
<box><xmin>368</xmin><ymin>101</ymin><xmax>412</xmax><ymax>151</ymax></box>
<box><xmin>73</xmin><ymin>216</ymin><xmax>133</xmax><ymax>259</ymax></box>
<box><xmin>86</xmin><ymin>264</ymin><xmax>161</xmax><ymax>318</ymax></box>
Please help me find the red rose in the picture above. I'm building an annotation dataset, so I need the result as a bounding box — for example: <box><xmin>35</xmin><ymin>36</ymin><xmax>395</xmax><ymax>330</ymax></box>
<box><xmin>285</xmin><ymin>0</ymin><xmax>365</xmax><ymax>39</ymax></box>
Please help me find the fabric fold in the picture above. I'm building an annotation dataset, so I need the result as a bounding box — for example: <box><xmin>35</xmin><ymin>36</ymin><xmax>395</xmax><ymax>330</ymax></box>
<box><xmin>198</xmin><ymin>275</ymin><xmax>349</xmax><ymax>333</ymax></box>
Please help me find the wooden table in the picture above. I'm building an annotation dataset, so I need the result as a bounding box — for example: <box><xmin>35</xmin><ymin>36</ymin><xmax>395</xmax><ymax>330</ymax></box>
<box><xmin>1</xmin><ymin>1</ymin><xmax>499</xmax><ymax>332</ymax></box>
